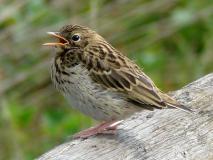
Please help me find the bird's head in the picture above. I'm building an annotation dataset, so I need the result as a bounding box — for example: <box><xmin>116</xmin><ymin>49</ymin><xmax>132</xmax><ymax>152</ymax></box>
<box><xmin>43</xmin><ymin>25</ymin><xmax>102</xmax><ymax>54</ymax></box>
<box><xmin>44</xmin><ymin>24</ymin><xmax>117</xmax><ymax>70</ymax></box>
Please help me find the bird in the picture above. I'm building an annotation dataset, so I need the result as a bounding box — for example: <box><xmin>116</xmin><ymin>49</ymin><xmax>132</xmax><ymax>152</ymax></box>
<box><xmin>43</xmin><ymin>24</ymin><xmax>192</xmax><ymax>138</ymax></box>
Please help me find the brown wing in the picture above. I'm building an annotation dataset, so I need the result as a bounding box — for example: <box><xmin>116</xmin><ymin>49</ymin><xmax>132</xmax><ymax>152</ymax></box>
<box><xmin>80</xmin><ymin>44</ymin><xmax>167</xmax><ymax>110</ymax></box>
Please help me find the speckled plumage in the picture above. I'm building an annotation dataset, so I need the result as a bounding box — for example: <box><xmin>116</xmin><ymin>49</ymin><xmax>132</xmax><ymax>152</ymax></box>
<box><xmin>46</xmin><ymin>24</ymin><xmax>191</xmax><ymax>122</ymax></box>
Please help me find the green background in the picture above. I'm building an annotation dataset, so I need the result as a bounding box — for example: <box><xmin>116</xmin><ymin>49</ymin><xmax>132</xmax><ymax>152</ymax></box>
<box><xmin>0</xmin><ymin>0</ymin><xmax>212</xmax><ymax>159</ymax></box>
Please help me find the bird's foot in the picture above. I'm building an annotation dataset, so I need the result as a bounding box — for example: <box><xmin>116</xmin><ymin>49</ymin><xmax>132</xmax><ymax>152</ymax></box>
<box><xmin>73</xmin><ymin>120</ymin><xmax>123</xmax><ymax>139</ymax></box>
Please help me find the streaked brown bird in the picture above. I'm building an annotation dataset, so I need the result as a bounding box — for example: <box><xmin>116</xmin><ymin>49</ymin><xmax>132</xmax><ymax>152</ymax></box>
<box><xmin>44</xmin><ymin>24</ymin><xmax>192</xmax><ymax>138</ymax></box>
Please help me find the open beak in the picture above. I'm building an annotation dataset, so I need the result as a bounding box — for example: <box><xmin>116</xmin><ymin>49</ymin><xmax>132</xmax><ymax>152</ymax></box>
<box><xmin>43</xmin><ymin>32</ymin><xmax>69</xmax><ymax>47</ymax></box>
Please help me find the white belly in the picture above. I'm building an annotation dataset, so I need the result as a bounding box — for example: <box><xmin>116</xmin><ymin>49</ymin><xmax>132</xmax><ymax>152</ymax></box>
<box><xmin>51</xmin><ymin>62</ymin><xmax>130</xmax><ymax>121</ymax></box>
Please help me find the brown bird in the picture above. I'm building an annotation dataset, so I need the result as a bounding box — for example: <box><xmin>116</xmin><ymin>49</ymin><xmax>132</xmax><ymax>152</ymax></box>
<box><xmin>44</xmin><ymin>25</ymin><xmax>192</xmax><ymax>138</ymax></box>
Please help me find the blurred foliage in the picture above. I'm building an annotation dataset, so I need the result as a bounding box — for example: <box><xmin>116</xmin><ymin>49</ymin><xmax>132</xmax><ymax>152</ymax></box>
<box><xmin>0</xmin><ymin>0</ymin><xmax>212</xmax><ymax>159</ymax></box>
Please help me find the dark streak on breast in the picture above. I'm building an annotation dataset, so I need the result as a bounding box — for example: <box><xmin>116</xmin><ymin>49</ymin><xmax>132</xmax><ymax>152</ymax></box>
<box><xmin>61</xmin><ymin>71</ymin><xmax>70</xmax><ymax>76</ymax></box>
<box><xmin>54</xmin><ymin>59</ymin><xmax>61</xmax><ymax>74</ymax></box>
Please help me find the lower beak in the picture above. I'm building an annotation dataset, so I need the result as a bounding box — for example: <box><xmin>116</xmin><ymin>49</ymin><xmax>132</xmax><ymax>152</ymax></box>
<box><xmin>43</xmin><ymin>32</ymin><xmax>69</xmax><ymax>47</ymax></box>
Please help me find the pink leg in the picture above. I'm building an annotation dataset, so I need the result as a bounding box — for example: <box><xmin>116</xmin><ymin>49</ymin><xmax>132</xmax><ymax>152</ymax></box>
<box><xmin>73</xmin><ymin>120</ymin><xmax>123</xmax><ymax>139</ymax></box>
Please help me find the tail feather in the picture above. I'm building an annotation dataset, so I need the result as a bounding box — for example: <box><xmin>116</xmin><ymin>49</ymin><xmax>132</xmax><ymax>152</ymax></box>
<box><xmin>159</xmin><ymin>92</ymin><xmax>194</xmax><ymax>113</ymax></box>
<box><xmin>165</xmin><ymin>102</ymin><xmax>194</xmax><ymax>113</ymax></box>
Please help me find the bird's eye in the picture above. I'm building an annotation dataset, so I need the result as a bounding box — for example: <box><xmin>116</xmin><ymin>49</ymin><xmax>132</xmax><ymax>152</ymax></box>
<box><xmin>71</xmin><ymin>34</ymin><xmax>80</xmax><ymax>41</ymax></box>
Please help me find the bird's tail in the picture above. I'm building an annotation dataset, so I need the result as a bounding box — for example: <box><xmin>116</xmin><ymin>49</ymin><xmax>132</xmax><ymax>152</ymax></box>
<box><xmin>165</xmin><ymin>102</ymin><xmax>193</xmax><ymax>113</ymax></box>
<box><xmin>160</xmin><ymin>92</ymin><xmax>193</xmax><ymax>113</ymax></box>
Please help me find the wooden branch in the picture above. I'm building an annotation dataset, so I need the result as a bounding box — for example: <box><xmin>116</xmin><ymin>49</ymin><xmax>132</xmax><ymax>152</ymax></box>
<box><xmin>38</xmin><ymin>73</ymin><xmax>213</xmax><ymax>160</ymax></box>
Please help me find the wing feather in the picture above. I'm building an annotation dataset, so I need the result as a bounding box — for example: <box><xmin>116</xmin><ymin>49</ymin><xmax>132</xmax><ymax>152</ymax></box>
<box><xmin>82</xmin><ymin>45</ymin><xmax>167</xmax><ymax>110</ymax></box>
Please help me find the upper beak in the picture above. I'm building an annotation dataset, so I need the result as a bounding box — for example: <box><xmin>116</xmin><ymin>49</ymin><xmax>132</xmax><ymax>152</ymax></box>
<box><xmin>43</xmin><ymin>32</ymin><xmax>69</xmax><ymax>46</ymax></box>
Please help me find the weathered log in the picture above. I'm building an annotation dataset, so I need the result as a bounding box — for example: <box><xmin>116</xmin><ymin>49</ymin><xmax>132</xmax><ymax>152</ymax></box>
<box><xmin>38</xmin><ymin>73</ymin><xmax>213</xmax><ymax>160</ymax></box>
